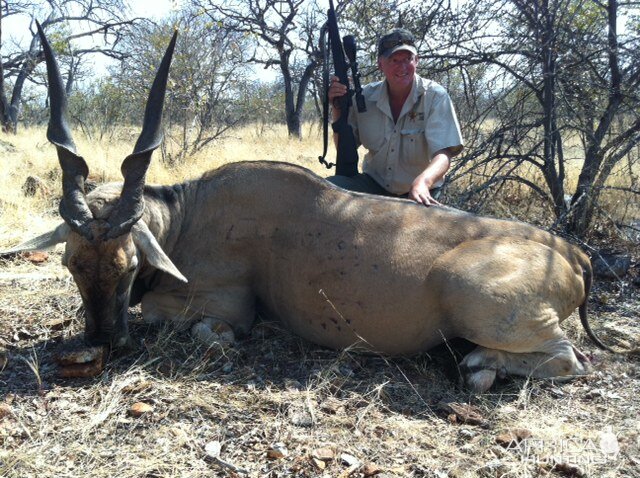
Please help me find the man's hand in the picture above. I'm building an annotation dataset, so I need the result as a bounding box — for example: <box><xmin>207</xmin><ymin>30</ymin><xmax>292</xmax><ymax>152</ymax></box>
<box><xmin>328</xmin><ymin>75</ymin><xmax>348</xmax><ymax>122</ymax></box>
<box><xmin>409</xmin><ymin>178</ymin><xmax>441</xmax><ymax>206</ymax></box>
<box><xmin>409</xmin><ymin>150</ymin><xmax>452</xmax><ymax>206</ymax></box>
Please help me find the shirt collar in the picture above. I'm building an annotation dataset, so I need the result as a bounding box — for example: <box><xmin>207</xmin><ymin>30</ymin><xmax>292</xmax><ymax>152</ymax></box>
<box><xmin>372</xmin><ymin>74</ymin><xmax>425</xmax><ymax>120</ymax></box>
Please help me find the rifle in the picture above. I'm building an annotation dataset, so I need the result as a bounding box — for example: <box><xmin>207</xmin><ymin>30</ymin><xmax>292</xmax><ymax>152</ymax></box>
<box><xmin>318</xmin><ymin>0</ymin><xmax>366</xmax><ymax>177</ymax></box>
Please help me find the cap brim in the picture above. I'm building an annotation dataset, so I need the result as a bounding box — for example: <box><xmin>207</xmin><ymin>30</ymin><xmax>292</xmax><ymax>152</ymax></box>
<box><xmin>381</xmin><ymin>44</ymin><xmax>417</xmax><ymax>58</ymax></box>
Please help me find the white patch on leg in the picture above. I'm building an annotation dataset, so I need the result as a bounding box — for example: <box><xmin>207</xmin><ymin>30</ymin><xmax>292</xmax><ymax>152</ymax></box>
<box><xmin>191</xmin><ymin>318</ymin><xmax>235</xmax><ymax>346</ymax></box>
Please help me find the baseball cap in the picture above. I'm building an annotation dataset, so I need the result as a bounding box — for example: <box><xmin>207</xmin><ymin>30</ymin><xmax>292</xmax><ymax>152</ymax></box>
<box><xmin>377</xmin><ymin>28</ymin><xmax>417</xmax><ymax>58</ymax></box>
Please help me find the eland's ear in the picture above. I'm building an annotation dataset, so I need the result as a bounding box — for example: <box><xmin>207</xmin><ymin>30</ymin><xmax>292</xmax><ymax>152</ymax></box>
<box><xmin>131</xmin><ymin>221</ymin><xmax>188</xmax><ymax>283</ymax></box>
<box><xmin>0</xmin><ymin>223</ymin><xmax>70</xmax><ymax>257</ymax></box>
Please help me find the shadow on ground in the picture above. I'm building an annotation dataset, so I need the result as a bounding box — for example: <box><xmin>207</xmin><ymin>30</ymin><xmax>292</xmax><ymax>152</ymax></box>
<box><xmin>1</xmin><ymin>311</ymin><xmax>527</xmax><ymax>417</ymax></box>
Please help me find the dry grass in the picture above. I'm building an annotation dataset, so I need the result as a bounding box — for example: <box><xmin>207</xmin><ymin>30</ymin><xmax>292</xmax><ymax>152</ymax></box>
<box><xmin>1</xmin><ymin>126</ymin><xmax>639</xmax><ymax>478</ymax></box>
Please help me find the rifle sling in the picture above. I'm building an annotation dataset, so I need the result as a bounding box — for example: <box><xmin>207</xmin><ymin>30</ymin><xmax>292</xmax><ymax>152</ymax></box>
<box><xmin>318</xmin><ymin>27</ymin><xmax>334</xmax><ymax>170</ymax></box>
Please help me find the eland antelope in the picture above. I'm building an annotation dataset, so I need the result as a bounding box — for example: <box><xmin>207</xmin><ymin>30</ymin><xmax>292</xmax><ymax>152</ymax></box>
<box><xmin>1</xmin><ymin>27</ymin><xmax>617</xmax><ymax>392</ymax></box>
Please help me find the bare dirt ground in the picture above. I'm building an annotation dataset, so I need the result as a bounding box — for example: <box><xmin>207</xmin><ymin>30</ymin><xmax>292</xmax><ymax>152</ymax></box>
<box><xmin>0</xmin><ymin>246</ymin><xmax>639</xmax><ymax>478</ymax></box>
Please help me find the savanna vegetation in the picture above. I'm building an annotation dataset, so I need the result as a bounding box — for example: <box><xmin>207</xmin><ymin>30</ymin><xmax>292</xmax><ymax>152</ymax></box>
<box><xmin>2</xmin><ymin>0</ymin><xmax>639</xmax><ymax>235</ymax></box>
<box><xmin>1</xmin><ymin>0</ymin><xmax>639</xmax><ymax>476</ymax></box>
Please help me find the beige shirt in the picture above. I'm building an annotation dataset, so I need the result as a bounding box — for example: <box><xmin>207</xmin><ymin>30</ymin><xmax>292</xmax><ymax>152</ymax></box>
<box><xmin>349</xmin><ymin>74</ymin><xmax>463</xmax><ymax>194</ymax></box>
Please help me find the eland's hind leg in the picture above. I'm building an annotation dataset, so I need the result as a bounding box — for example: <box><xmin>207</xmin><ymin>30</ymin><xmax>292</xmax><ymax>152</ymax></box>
<box><xmin>457</xmin><ymin>304</ymin><xmax>592</xmax><ymax>391</ymax></box>
<box><xmin>428</xmin><ymin>238</ymin><xmax>589</xmax><ymax>392</ymax></box>
<box><xmin>460</xmin><ymin>337</ymin><xmax>591</xmax><ymax>392</ymax></box>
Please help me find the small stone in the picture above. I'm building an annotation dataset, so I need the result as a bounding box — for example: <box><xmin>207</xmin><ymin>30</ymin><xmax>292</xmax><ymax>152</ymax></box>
<box><xmin>499</xmin><ymin>405</ymin><xmax>517</xmax><ymax>415</ymax></box>
<box><xmin>460</xmin><ymin>443</ymin><xmax>475</xmax><ymax>453</ymax></box>
<box><xmin>289</xmin><ymin>409</ymin><xmax>314</xmax><ymax>427</ymax></box>
<box><xmin>438</xmin><ymin>402</ymin><xmax>488</xmax><ymax>426</ymax></box>
<box><xmin>341</xmin><ymin>453</ymin><xmax>360</xmax><ymax>467</ymax></box>
<box><xmin>495</xmin><ymin>433</ymin><xmax>512</xmax><ymax>446</ymax></box>
<box><xmin>362</xmin><ymin>463</ymin><xmax>383</xmax><ymax>476</ymax></box>
<box><xmin>459</xmin><ymin>429</ymin><xmax>476</xmax><ymax>439</ymax></box>
<box><xmin>54</xmin><ymin>339</ymin><xmax>106</xmax><ymax>366</ymax></box>
<box><xmin>584</xmin><ymin>388</ymin><xmax>605</xmax><ymax>399</ymax></box>
<box><xmin>484</xmin><ymin>458</ymin><xmax>504</xmax><ymax>471</ymax></box>
<box><xmin>128</xmin><ymin>402</ymin><xmax>153</xmax><ymax>417</ymax></box>
<box><xmin>320</xmin><ymin>397</ymin><xmax>345</xmax><ymax>414</ymax></box>
<box><xmin>204</xmin><ymin>440</ymin><xmax>221</xmax><ymax>458</ymax></box>
<box><xmin>312</xmin><ymin>446</ymin><xmax>335</xmax><ymax>462</ymax></box>
<box><xmin>20</xmin><ymin>251</ymin><xmax>49</xmax><ymax>264</ymax></box>
<box><xmin>496</xmin><ymin>428</ymin><xmax>532</xmax><ymax>448</ymax></box>
<box><xmin>58</xmin><ymin>360</ymin><xmax>105</xmax><ymax>378</ymax></box>
<box><xmin>54</xmin><ymin>338</ymin><xmax>106</xmax><ymax>378</ymax></box>
<box><xmin>373</xmin><ymin>426</ymin><xmax>386</xmax><ymax>438</ymax></box>
<box><xmin>541</xmin><ymin>461</ymin><xmax>585</xmax><ymax>477</ymax></box>
<box><xmin>311</xmin><ymin>457</ymin><xmax>326</xmax><ymax>470</ymax></box>
<box><xmin>44</xmin><ymin>317</ymin><xmax>74</xmax><ymax>331</ymax></box>
<box><xmin>267</xmin><ymin>442</ymin><xmax>288</xmax><ymax>459</ymax></box>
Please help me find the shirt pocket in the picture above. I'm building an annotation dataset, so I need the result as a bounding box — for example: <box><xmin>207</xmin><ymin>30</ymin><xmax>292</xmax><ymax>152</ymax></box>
<box><xmin>400</xmin><ymin>127</ymin><xmax>427</xmax><ymax>167</ymax></box>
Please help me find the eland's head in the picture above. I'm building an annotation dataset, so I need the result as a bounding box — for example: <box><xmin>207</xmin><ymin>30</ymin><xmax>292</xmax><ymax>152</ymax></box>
<box><xmin>35</xmin><ymin>24</ymin><xmax>186</xmax><ymax>347</ymax></box>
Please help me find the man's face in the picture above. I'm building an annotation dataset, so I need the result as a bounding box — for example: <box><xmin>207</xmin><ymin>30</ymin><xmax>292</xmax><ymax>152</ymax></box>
<box><xmin>378</xmin><ymin>50</ymin><xmax>418</xmax><ymax>91</ymax></box>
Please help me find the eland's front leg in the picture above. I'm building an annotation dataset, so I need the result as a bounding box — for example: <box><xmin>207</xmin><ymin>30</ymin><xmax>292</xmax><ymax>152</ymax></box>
<box><xmin>141</xmin><ymin>285</ymin><xmax>255</xmax><ymax>345</ymax></box>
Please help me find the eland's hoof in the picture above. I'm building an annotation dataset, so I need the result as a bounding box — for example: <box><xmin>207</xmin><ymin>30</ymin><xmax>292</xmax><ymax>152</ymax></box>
<box><xmin>191</xmin><ymin>319</ymin><xmax>235</xmax><ymax>347</ymax></box>
<box><xmin>460</xmin><ymin>366</ymin><xmax>497</xmax><ymax>393</ymax></box>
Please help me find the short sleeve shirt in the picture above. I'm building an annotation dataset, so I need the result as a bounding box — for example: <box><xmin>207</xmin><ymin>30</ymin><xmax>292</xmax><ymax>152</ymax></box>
<box><xmin>349</xmin><ymin>74</ymin><xmax>463</xmax><ymax>195</ymax></box>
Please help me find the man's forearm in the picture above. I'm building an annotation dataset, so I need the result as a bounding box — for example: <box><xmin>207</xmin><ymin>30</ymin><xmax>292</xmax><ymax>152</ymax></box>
<box><xmin>417</xmin><ymin>149</ymin><xmax>452</xmax><ymax>189</ymax></box>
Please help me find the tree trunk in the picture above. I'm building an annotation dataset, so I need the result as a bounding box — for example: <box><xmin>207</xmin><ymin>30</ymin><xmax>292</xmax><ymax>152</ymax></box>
<box><xmin>2</xmin><ymin>27</ymin><xmax>43</xmax><ymax>134</ymax></box>
<box><xmin>280</xmin><ymin>47</ymin><xmax>318</xmax><ymax>139</ymax></box>
<box><xmin>569</xmin><ymin>148</ymin><xmax>602</xmax><ymax>236</ymax></box>
<box><xmin>567</xmin><ymin>0</ymin><xmax>621</xmax><ymax>237</ymax></box>
<box><xmin>538</xmin><ymin>0</ymin><xmax>566</xmax><ymax>220</ymax></box>
<box><xmin>286</xmin><ymin>111</ymin><xmax>302</xmax><ymax>138</ymax></box>
<box><xmin>279</xmin><ymin>51</ymin><xmax>299</xmax><ymax>138</ymax></box>
<box><xmin>0</xmin><ymin>7</ymin><xmax>14</xmax><ymax>133</ymax></box>
<box><xmin>7</xmin><ymin>63</ymin><xmax>36</xmax><ymax>134</ymax></box>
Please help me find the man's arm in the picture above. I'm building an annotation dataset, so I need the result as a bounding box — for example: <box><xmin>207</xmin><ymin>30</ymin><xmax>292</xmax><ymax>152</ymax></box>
<box><xmin>408</xmin><ymin>148</ymin><xmax>452</xmax><ymax>206</ymax></box>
